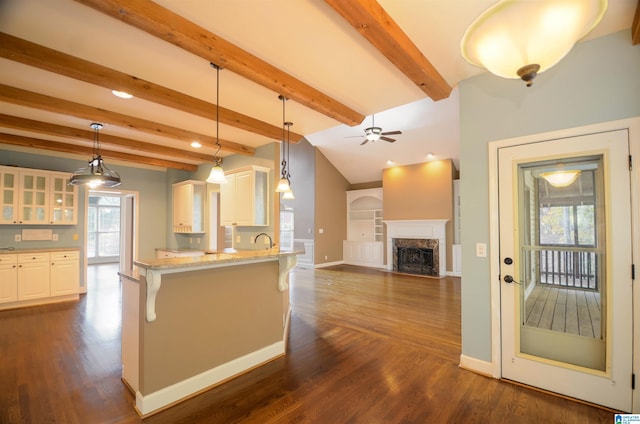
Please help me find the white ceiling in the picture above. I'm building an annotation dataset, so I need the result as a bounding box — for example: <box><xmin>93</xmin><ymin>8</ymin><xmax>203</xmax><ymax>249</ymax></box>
<box><xmin>0</xmin><ymin>0</ymin><xmax>636</xmax><ymax>183</ymax></box>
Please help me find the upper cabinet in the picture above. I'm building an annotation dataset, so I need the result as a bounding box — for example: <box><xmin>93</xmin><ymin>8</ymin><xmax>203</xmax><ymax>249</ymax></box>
<box><xmin>0</xmin><ymin>166</ymin><xmax>77</xmax><ymax>225</ymax></box>
<box><xmin>172</xmin><ymin>180</ymin><xmax>205</xmax><ymax>233</ymax></box>
<box><xmin>220</xmin><ymin>166</ymin><xmax>269</xmax><ymax>227</ymax></box>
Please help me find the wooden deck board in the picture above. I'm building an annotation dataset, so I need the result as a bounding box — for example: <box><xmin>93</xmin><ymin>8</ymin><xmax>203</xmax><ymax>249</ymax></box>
<box><xmin>524</xmin><ymin>285</ymin><xmax>600</xmax><ymax>339</ymax></box>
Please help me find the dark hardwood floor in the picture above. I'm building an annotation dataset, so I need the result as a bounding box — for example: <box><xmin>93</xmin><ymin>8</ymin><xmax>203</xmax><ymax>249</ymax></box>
<box><xmin>0</xmin><ymin>263</ymin><xmax>615</xmax><ymax>423</ymax></box>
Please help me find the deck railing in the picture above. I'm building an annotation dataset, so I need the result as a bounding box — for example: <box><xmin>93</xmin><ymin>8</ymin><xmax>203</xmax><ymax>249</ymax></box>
<box><xmin>536</xmin><ymin>247</ymin><xmax>599</xmax><ymax>291</ymax></box>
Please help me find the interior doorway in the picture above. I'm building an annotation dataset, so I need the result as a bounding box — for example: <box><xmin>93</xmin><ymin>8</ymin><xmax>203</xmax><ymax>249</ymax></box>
<box><xmin>85</xmin><ymin>190</ymin><xmax>138</xmax><ymax>289</ymax></box>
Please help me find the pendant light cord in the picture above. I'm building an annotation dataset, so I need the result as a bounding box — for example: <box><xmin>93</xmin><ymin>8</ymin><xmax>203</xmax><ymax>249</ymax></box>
<box><xmin>279</xmin><ymin>95</ymin><xmax>288</xmax><ymax>180</ymax></box>
<box><xmin>211</xmin><ymin>62</ymin><xmax>222</xmax><ymax>165</ymax></box>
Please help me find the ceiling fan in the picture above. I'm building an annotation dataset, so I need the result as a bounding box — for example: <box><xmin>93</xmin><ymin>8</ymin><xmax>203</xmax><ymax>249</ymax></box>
<box><xmin>349</xmin><ymin>115</ymin><xmax>402</xmax><ymax>145</ymax></box>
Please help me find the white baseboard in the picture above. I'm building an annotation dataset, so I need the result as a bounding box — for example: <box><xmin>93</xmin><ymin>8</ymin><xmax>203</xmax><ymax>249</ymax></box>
<box><xmin>314</xmin><ymin>260</ymin><xmax>344</xmax><ymax>268</ymax></box>
<box><xmin>459</xmin><ymin>354</ymin><xmax>496</xmax><ymax>378</ymax></box>
<box><xmin>446</xmin><ymin>271</ymin><xmax>462</xmax><ymax>277</ymax></box>
<box><xmin>136</xmin><ymin>341</ymin><xmax>285</xmax><ymax>416</ymax></box>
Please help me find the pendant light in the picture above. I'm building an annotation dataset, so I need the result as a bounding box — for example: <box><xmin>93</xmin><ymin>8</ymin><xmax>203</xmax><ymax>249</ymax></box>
<box><xmin>281</xmin><ymin>121</ymin><xmax>295</xmax><ymax>200</ymax></box>
<box><xmin>276</xmin><ymin>95</ymin><xmax>291</xmax><ymax>193</ymax></box>
<box><xmin>69</xmin><ymin>123</ymin><xmax>122</xmax><ymax>188</ymax></box>
<box><xmin>461</xmin><ymin>0</ymin><xmax>607</xmax><ymax>86</ymax></box>
<box><xmin>206</xmin><ymin>63</ymin><xmax>227</xmax><ymax>184</ymax></box>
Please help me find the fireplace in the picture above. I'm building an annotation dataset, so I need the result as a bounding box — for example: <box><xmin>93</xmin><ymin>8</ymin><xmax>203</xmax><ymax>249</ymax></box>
<box><xmin>393</xmin><ymin>238</ymin><xmax>439</xmax><ymax>277</ymax></box>
<box><xmin>383</xmin><ymin>219</ymin><xmax>448</xmax><ymax>277</ymax></box>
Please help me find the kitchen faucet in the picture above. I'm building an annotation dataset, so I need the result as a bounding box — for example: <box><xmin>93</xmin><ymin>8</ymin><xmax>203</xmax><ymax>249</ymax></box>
<box><xmin>254</xmin><ymin>232</ymin><xmax>273</xmax><ymax>249</ymax></box>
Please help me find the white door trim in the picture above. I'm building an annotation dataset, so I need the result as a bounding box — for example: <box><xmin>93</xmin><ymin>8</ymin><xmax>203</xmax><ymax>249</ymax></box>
<box><xmin>488</xmin><ymin>116</ymin><xmax>640</xmax><ymax>411</ymax></box>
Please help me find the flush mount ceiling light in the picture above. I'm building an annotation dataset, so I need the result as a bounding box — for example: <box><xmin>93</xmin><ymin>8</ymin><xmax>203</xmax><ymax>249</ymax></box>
<box><xmin>69</xmin><ymin>123</ymin><xmax>122</xmax><ymax>188</ymax></box>
<box><xmin>461</xmin><ymin>0</ymin><xmax>607</xmax><ymax>87</ymax></box>
<box><xmin>540</xmin><ymin>169</ymin><xmax>581</xmax><ymax>187</ymax></box>
<box><xmin>111</xmin><ymin>90</ymin><xmax>133</xmax><ymax>99</ymax></box>
<box><xmin>206</xmin><ymin>63</ymin><xmax>227</xmax><ymax>184</ymax></box>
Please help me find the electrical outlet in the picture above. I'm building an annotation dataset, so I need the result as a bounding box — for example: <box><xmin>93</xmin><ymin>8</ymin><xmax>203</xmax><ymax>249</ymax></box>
<box><xmin>319</xmin><ymin>228</ymin><xmax>324</xmax><ymax>234</ymax></box>
<box><xmin>52</xmin><ymin>234</ymin><xmax>59</xmax><ymax>241</ymax></box>
<box><xmin>476</xmin><ymin>243</ymin><xmax>487</xmax><ymax>258</ymax></box>
<box><xmin>236</xmin><ymin>235</ymin><xmax>241</xmax><ymax>243</ymax></box>
<box><xmin>15</xmin><ymin>234</ymin><xmax>21</xmax><ymax>242</ymax></box>
<box><xmin>324</xmin><ymin>255</ymin><xmax>328</xmax><ymax>260</ymax></box>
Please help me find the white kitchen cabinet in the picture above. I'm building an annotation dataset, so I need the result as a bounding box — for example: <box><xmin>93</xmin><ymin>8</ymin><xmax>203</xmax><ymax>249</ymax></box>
<box><xmin>0</xmin><ymin>165</ymin><xmax>78</xmax><ymax>225</ymax></box>
<box><xmin>17</xmin><ymin>252</ymin><xmax>50</xmax><ymax>300</ymax></box>
<box><xmin>50</xmin><ymin>175</ymin><xmax>78</xmax><ymax>224</ymax></box>
<box><xmin>0</xmin><ymin>167</ymin><xmax>18</xmax><ymax>224</ymax></box>
<box><xmin>0</xmin><ymin>254</ymin><xmax>18</xmax><ymax>304</ymax></box>
<box><xmin>172</xmin><ymin>180</ymin><xmax>205</xmax><ymax>233</ymax></box>
<box><xmin>220</xmin><ymin>166</ymin><xmax>269</xmax><ymax>226</ymax></box>
<box><xmin>344</xmin><ymin>188</ymin><xmax>384</xmax><ymax>267</ymax></box>
<box><xmin>50</xmin><ymin>251</ymin><xmax>79</xmax><ymax>296</ymax></box>
<box><xmin>18</xmin><ymin>171</ymin><xmax>49</xmax><ymax>225</ymax></box>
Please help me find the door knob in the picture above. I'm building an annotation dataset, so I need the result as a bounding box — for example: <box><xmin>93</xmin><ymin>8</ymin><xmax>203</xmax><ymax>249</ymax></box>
<box><xmin>504</xmin><ymin>257</ymin><xmax>513</xmax><ymax>265</ymax></box>
<box><xmin>504</xmin><ymin>275</ymin><xmax>514</xmax><ymax>283</ymax></box>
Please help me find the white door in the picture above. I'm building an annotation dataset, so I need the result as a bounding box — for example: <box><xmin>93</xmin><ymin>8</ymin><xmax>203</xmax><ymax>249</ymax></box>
<box><xmin>498</xmin><ymin>130</ymin><xmax>633</xmax><ymax>412</ymax></box>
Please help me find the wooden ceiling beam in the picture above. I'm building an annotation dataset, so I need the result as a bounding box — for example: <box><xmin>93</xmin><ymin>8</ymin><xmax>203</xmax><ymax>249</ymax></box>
<box><xmin>0</xmin><ymin>133</ymin><xmax>197</xmax><ymax>171</ymax></box>
<box><xmin>0</xmin><ymin>84</ymin><xmax>254</xmax><ymax>156</ymax></box>
<box><xmin>632</xmin><ymin>0</ymin><xmax>640</xmax><ymax>45</ymax></box>
<box><xmin>0</xmin><ymin>33</ymin><xmax>303</xmax><ymax>142</ymax></box>
<box><xmin>324</xmin><ymin>0</ymin><xmax>452</xmax><ymax>101</ymax></box>
<box><xmin>0</xmin><ymin>114</ymin><xmax>214</xmax><ymax>163</ymax></box>
<box><xmin>73</xmin><ymin>0</ymin><xmax>366</xmax><ymax>127</ymax></box>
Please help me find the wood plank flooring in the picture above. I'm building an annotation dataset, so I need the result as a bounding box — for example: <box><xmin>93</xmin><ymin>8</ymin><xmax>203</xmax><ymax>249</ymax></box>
<box><xmin>525</xmin><ymin>285</ymin><xmax>602</xmax><ymax>338</ymax></box>
<box><xmin>0</xmin><ymin>264</ymin><xmax>616</xmax><ymax>423</ymax></box>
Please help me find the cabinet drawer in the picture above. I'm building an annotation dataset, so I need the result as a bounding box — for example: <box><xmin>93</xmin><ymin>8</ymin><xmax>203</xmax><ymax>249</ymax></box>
<box><xmin>0</xmin><ymin>254</ymin><xmax>17</xmax><ymax>264</ymax></box>
<box><xmin>17</xmin><ymin>253</ymin><xmax>49</xmax><ymax>263</ymax></box>
<box><xmin>50</xmin><ymin>251</ymin><xmax>79</xmax><ymax>261</ymax></box>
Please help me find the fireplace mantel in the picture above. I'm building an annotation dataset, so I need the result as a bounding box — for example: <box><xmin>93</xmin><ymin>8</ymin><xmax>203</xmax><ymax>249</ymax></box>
<box><xmin>383</xmin><ymin>219</ymin><xmax>448</xmax><ymax>277</ymax></box>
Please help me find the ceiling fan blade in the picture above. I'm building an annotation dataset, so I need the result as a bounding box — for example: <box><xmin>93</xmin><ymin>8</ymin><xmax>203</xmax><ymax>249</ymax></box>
<box><xmin>381</xmin><ymin>130</ymin><xmax>402</xmax><ymax>135</ymax></box>
<box><xmin>380</xmin><ymin>136</ymin><xmax>396</xmax><ymax>143</ymax></box>
<box><xmin>360</xmin><ymin>139</ymin><xmax>369</xmax><ymax>145</ymax></box>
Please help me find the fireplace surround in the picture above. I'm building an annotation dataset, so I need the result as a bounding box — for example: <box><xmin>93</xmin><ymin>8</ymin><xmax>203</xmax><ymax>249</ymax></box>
<box><xmin>383</xmin><ymin>219</ymin><xmax>448</xmax><ymax>277</ymax></box>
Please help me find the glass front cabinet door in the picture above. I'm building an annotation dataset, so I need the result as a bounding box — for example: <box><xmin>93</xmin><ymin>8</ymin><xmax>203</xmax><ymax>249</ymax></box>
<box><xmin>50</xmin><ymin>175</ymin><xmax>77</xmax><ymax>224</ymax></box>
<box><xmin>0</xmin><ymin>167</ymin><xmax>18</xmax><ymax>224</ymax></box>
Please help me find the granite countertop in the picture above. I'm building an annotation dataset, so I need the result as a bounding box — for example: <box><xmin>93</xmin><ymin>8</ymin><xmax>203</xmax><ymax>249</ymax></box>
<box><xmin>135</xmin><ymin>247</ymin><xmax>303</xmax><ymax>271</ymax></box>
<box><xmin>0</xmin><ymin>247</ymin><xmax>81</xmax><ymax>254</ymax></box>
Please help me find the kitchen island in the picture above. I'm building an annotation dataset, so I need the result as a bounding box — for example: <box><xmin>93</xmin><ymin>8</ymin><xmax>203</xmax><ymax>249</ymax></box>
<box><xmin>119</xmin><ymin>247</ymin><xmax>300</xmax><ymax>416</ymax></box>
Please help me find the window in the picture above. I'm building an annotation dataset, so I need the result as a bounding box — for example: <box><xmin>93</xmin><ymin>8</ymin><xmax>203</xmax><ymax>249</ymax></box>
<box><xmin>88</xmin><ymin>195</ymin><xmax>121</xmax><ymax>260</ymax></box>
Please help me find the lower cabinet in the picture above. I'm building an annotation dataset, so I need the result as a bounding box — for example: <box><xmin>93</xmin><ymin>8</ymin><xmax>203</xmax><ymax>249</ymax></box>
<box><xmin>0</xmin><ymin>255</ymin><xmax>18</xmax><ymax>303</ymax></box>
<box><xmin>0</xmin><ymin>250</ymin><xmax>80</xmax><ymax>308</ymax></box>
<box><xmin>343</xmin><ymin>241</ymin><xmax>384</xmax><ymax>267</ymax></box>
<box><xmin>50</xmin><ymin>251</ymin><xmax>80</xmax><ymax>296</ymax></box>
<box><xmin>18</xmin><ymin>253</ymin><xmax>50</xmax><ymax>300</ymax></box>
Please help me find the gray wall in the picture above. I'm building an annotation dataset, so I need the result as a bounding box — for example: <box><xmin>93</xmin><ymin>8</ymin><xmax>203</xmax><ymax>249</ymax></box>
<box><xmin>458</xmin><ymin>29</ymin><xmax>640</xmax><ymax>362</ymax></box>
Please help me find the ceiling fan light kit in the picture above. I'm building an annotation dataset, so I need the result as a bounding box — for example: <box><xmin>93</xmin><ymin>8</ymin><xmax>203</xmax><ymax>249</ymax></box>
<box><xmin>355</xmin><ymin>115</ymin><xmax>402</xmax><ymax>145</ymax></box>
<box><xmin>69</xmin><ymin>122</ymin><xmax>122</xmax><ymax>188</ymax></box>
<box><xmin>461</xmin><ymin>0</ymin><xmax>607</xmax><ymax>86</ymax></box>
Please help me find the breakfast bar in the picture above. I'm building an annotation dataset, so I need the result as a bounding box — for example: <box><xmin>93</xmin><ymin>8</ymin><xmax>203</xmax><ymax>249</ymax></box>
<box><xmin>119</xmin><ymin>248</ymin><xmax>299</xmax><ymax>416</ymax></box>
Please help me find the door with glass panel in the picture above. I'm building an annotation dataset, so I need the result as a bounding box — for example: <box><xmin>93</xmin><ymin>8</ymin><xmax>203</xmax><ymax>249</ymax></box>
<box><xmin>498</xmin><ymin>130</ymin><xmax>632</xmax><ymax>411</ymax></box>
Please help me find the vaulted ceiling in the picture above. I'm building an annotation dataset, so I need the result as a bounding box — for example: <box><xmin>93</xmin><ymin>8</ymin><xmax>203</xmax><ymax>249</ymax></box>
<box><xmin>1</xmin><ymin>0</ymin><xmax>638</xmax><ymax>183</ymax></box>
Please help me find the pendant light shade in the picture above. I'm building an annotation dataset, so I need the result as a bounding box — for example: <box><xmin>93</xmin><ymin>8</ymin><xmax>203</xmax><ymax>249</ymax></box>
<box><xmin>69</xmin><ymin>123</ymin><xmax>121</xmax><ymax>188</ymax></box>
<box><xmin>206</xmin><ymin>63</ymin><xmax>227</xmax><ymax>184</ymax></box>
<box><xmin>540</xmin><ymin>170</ymin><xmax>581</xmax><ymax>188</ymax></box>
<box><xmin>461</xmin><ymin>0</ymin><xmax>607</xmax><ymax>86</ymax></box>
<box><xmin>282</xmin><ymin>188</ymin><xmax>295</xmax><ymax>200</ymax></box>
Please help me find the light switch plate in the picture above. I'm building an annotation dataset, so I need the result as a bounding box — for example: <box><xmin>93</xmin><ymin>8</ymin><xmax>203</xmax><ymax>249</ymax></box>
<box><xmin>476</xmin><ymin>243</ymin><xmax>487</xmax><ymax>257</ymax></box>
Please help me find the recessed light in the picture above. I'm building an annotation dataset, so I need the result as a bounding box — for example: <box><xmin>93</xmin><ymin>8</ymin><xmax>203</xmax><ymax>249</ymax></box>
<box><xmin>190</xmin><ymin>141</ymin><xmax>202</xmax><ymax>148</ymax></box>
<box><xmin>111</xmin><ymin>90</ymin><xmax>133</xmax><ymax>99</ymax></box>
<box><xmin>386</xmin><ymin>160</ymin><xmax>395</xmax><ymax>165</ymax></box>
<box><xmin>427</xmin><ymin>153</ymin><xmax>435</xmax><ymax>159</ymax></box>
